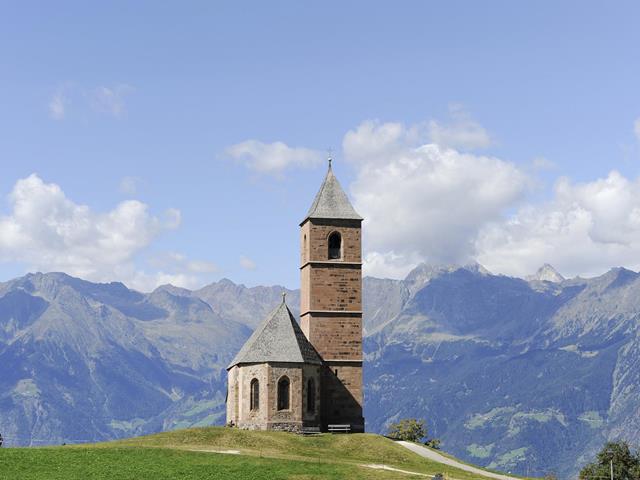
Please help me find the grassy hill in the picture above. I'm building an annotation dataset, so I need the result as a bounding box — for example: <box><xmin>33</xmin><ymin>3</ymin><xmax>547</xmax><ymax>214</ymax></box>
<box><xmin>0</xmin><ymin>427</ymin><xmax>533</xmax><ymax>479</ymax></box>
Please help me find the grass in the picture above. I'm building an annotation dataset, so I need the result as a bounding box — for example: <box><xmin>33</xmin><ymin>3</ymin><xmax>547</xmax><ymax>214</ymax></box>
<box><xmin>0</xmin><ymin>427</ymin><xmax>536</xmax><ymax>479</ymax></box>
<box><xmin>0</xmin><ymin>447</ymin><xmax>404</xmax><ymax>480</ymax></box>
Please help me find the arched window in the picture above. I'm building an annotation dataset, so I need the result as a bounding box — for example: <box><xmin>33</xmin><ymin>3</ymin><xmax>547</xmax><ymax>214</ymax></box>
<box><xmin>307</xmin><ymin>378</ymin><xmax>316</xmax><ymax>413</ymax></box>
<box><xmin>328</xmin><ymin>232</ymin><xmax>342</xmax><ymax>260</ymax></box>
<box><xmin>277</xmin><ymin>376</ymin><xmax>290</xmax><ymax>410</ymax></box>
<box><xmin>250</xmin><ymin>378</ymin><xmax>259</xmax><ymax>411</ymax></box>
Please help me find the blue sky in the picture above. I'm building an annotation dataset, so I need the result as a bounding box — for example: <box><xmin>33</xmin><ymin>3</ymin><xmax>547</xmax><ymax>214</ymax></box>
<box><xmin>1</xmin><ymin>1</ymin><xmax>640</xmax><ymax>290</ymax></box>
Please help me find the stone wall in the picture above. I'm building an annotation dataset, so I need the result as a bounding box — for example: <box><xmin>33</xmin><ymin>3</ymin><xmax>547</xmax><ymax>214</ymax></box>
<box><xmin>300</xmin><ymin>219</ymin><xmax>362</xmax><ymax>264</ymax></box>
<box><xmin>302</xmin><ymin>364</ymin><xmax>322</xmax><ymax>424</ymax></box>
<box><xmin>321</xmin><ymin>362</ymin><xmax>364</xmax><ymax>431</ymax></box>
<box><xmin>301</xmin><ymin>313</ymin><xmax>362</xmax><ymax>361</ymax></box>
<box><xmin>266</xmin><ymin>363</ymin><xmax>303</xmax><ymax>430</ymax></box>
<box><xmin>299</xmin><ymin>217</ymin><xmax>364</xmax><ymax>432</ymax></box>
<box><xmin>227</xmin><ymin>362</ymin><xmax>321</xmax><ymax>432</ymax></box>
<box><xmin>304</xmin><ymin>265</ymin><xmax>362</xmax><ymax>312</ymax></box>
<box><xmin>226</xmin><ymin>366</ymin><xmax>239</xmax><ymax>426</ymax></box>
<box><xmin>228</xmin><ymin>363</ymin><xmax>269</xmax><ymax>429</ymax></box>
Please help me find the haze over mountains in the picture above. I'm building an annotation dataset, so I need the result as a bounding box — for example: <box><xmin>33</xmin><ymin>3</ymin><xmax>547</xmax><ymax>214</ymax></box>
<box><xmin>1</xmin><ymin>264</ymin><xmax>639</xmax><ymax>478</ymax></box>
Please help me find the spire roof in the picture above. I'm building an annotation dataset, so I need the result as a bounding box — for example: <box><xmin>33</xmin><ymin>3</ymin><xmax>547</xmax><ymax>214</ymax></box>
<box><xmin>227</xmin><ymin>300</ymin><xmax>322</xmax><ymax>369</ymax></box>
<box><xmin>302</xmin><ymin>164</ymin><xmax>362</xmax><ymax>224</ymax></box>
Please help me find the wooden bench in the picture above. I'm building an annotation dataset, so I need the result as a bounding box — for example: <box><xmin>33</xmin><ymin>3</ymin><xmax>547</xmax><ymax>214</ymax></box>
<box><xmin>327</xmin><ymin>424</ymin><xmax>351</xmax><ymax>433</ymax></box>
<box><xmin>300</xmin><ymin>426</ymin><xmax>321</xmax><ymax>435</ymax></box>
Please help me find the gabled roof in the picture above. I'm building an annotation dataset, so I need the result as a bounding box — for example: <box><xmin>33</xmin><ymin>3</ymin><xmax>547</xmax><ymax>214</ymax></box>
<box><xmin>301</xmin><ymin>164</ymin><xmax>362</xmax><ymax>224</ymax></box>
<box><xmin>227</xmin><ymin>300</ymin><xmax>322</xmax><ymax>369</ymax></box>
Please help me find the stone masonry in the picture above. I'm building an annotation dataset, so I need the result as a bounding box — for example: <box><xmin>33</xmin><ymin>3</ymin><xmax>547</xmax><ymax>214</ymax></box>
<box><xmin>226</xmin><ymin>162</ymin><xmax>364</xmax><ymax>433</ymax></box>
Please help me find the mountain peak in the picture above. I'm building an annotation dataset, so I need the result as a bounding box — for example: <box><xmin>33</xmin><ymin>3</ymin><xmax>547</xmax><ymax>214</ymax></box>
<box><xmin>404</xmin><ymin>262</ymin><xmax>491</xmax><ymax>293</ymax></box>
<box><xmin>527</xmin><ymin>264</ymin><xmax>565</xmax><ymax>283</ymax></box>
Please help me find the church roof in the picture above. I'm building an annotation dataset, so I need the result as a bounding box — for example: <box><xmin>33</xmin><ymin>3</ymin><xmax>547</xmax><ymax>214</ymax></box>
<box><xmin>227</xmin><ymin>299</ymin><xmax>323</xmax><ymax>369</ymax></box>
<box><xmin>301</xmin><ymin>163</ymin><xmax>362</xmax><ymax>224</ymax></box>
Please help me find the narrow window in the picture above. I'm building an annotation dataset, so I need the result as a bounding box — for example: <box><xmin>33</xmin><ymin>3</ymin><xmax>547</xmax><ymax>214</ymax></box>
<box><xmin>307</xmin><ymin>378</ymin><xmax>316</xmax><ymax>413</ymax></box>
<box><xmin>277</xmin><ymin>376</ymin><xmax>290</xmax><ymax>410</ymax></box>
<box><xmin>328</xmin><ymin>232</ymin><xmax>342</xmax><ymax>260</ymax></box>
<box><xmin>303</xmin><ymin>234</ymin><xmax>307</xmax><ymax>261</ymax></box>
<box><xmin>250</xmin><ymin>378</ymin><xmax>259</xmax><ymax>411</ymax></box>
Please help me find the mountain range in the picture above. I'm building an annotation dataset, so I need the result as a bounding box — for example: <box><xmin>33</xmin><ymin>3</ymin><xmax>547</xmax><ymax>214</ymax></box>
<box><xmin>1</xmin><ymin>264</ymin><xmax>639</xmax><ymax>478</ymax></box>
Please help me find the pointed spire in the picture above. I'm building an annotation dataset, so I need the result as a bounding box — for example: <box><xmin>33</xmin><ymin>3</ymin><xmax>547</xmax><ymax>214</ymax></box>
<box><xmin>301</xmin><ymin>162</ymin><xmax>362</xmax><ymax>224</ymax></box>
<box><xmin>227</xmin><ymin>301</ymin><xmax>323</xmax><ymax>368</ymax></box>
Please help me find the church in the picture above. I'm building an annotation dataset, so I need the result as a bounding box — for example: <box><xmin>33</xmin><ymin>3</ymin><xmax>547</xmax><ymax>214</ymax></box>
<box><xmin>226</xmin><ymin>161</ymin><xmax>364</xmax><ymax>433</ymax></box>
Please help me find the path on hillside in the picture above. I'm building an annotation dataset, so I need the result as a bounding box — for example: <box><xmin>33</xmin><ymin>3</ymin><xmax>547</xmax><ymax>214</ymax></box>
<box><xmin>397</xmin><ymin>441</ymin><xmax>523</xmax><ymax>480</ymax></box>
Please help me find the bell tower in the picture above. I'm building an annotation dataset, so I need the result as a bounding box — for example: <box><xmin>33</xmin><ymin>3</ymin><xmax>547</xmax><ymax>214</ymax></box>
<box><xmin>300</xmin><ymin>160</ymin><xmax>364</xmax><ymax>432</ymax></box>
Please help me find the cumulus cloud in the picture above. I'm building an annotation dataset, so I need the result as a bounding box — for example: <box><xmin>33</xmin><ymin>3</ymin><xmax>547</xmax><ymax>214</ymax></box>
<box><xmin>345</xmin><ymin>117</ymin><xmax>640</xmax><ymax>279</ymax></box>
<box><xmin>428</xmin><ymin>105</ymin><xmax>492</xmax><ymax>150</ymax></box>
<box><xmin>0</xmin><ymin>174</ymin><xmax>206</xmax><ymax>291</ymax></box>
<box><xmin>363</xmin><ymin>251</ymin><xmax>424</xmax><ymax>280</ymax></box>
<box><xmin>226</xmin><ymin>140</ymin><xmax>323</xmax><ymax>174</ymax></box>
<box><xmin>476</xmin><ymin>171</ymin><xmax>640</xmax><ymax>277</ymax></box>
<box><xmin>240</xmin><ymin>255</ymin><xmax>257</xmax><ymax>270</ymax></box>
<box><xmin>343</xmin><ymin>120</ymin><xmax>528</xmax><ymax>279</ymax></box>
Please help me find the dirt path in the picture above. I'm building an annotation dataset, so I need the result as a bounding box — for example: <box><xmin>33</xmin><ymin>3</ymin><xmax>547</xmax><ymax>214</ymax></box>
<box><xmin>397</xmin><ymin>441</ymin><xmax>524</xmax><ymax>480</ymax></box>
<box><xmin>363</xmin><ymin>463</ymin><xmax>429</xmax><ymax>476</ymax></box>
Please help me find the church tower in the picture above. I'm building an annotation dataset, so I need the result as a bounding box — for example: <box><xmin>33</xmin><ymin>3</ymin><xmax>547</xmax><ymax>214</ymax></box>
<box><xmin>300</xmin><ymin>160</ymin><xmax>364</xmax><ymax>432</ymax></box>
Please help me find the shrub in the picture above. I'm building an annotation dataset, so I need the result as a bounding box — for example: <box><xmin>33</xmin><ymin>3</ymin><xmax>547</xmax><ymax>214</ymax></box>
<box><xmin>386</xmin><ymin>418</ymin><xmax>441</xmax><ymax>449</ymax></box>
<box><xmin>387</xmin><ymin>419</ymin><xmax>427</xmax><ymax>443</ymax></box>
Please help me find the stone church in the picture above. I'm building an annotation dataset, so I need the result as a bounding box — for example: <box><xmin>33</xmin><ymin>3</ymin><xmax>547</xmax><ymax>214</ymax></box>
<box><xmin>226</xmin><ymin>162</ymin><xmax>364</xmax><ymax>432</ymax></box>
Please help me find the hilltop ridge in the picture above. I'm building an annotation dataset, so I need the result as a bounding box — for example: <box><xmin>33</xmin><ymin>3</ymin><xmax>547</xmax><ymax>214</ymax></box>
<box><xmin>0</xmin><ymin>426</ymin><xmax>534</xmax><ymax>480</ymax></box>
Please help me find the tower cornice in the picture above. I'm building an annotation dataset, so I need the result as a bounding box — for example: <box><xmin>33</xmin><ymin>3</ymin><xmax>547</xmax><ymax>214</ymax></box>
<box><xmin>299</xmin><ymin>260</ymin><xmax>362</xmax><ymax>269</ymax></box>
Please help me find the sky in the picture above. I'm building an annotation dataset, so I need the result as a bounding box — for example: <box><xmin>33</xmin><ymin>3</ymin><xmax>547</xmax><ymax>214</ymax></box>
<box><xmin>1</xmin><ymin>1</ymin><xmax>640</xmax><ymax>291</ymax></box>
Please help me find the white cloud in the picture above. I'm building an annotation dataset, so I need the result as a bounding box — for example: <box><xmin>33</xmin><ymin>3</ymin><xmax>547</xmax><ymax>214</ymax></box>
<box><xmin>49</xmin><ymin>90</ymin><xmax>66</xmax><ymax>120</ymax></box>
<box><xmin>143</xmin><ymin>252</ymin><xmax>217</xmax><ymax>290</ymax></box>
<box><xmin>428</xmin><ymin>105</ymin><xmax>492</xmax><ymax>150</ymax></box>
<box><xmin>363</xmin><ymin>251</ymin><xmax>422</xmax><ymax>279</ymax></box>
<box><xmin>476</xmin><ymin>171</ymin><xmax>640</xmax><ymax>278</ymax></box>
<box><xmin>346</xmin><ymin>118</ymin><xmax>640</xmax><ymax>279</ymax></box>
<box><xmin>0</xmin><ymin>174</ymin><xmax>201</xmax><ymax>291</ymax></box>
<box><xmin>343</xmin><ymin>120</ymin><xmax>426</xmax><ymax>165</ymax></box>
<box><xmin>344</xmin><ymin>120</ymin><xmax>528</xmax><ymax>279</ymax></box>
<box><xmin>240</xmin><ymin>255</ymin><xmax>257</xmax><ymax>270</ymax></box>
<box><xmin>226</xmin><ymin>140</ymin><xmax>323</xmax><ymax>174</ymax></box>
<box><xmin>46</xmin><ymin>83</ymin><xmax>133</xmax><ymax>120</ymax></box>
<box><xmin>90</xmin><ymin>84</ymin><xmax>133</xmax><ymax>117</ymax></box>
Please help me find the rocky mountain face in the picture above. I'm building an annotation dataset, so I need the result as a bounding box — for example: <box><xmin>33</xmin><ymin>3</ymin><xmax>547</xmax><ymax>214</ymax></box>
<box><xmin>1</xmin><ymin>266</ymin><xmax>639</xmax><ymax>478</ymax></box>
<box><xmin>0</xmin><ymin>273</ymin><xmax>250</xmax><ymax>446</ymax></box>
<box><xmin>365</xmin><ymin>264</ymin><xmax>640</xmax><ymax>479</ymax></box>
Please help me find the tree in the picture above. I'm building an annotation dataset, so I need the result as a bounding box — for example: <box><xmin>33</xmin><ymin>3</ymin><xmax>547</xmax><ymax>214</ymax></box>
<box><xmin>387</xmin><ymin>418</ymin><xmax>441</xmax><ymax>448</ymax></box>
<box><xmin>579</xmin><ymin>441</ymin><xmax>640</xmax><ymax>480</ymax></box>
<box><xmin>387</xmin><ymin>418</ymin><xmax>427</xmax><ymax>442</ymax></box>
<box><xmin>425</xmin><ymin>438</ymin><xmax>441</xmax><ymax>450</ymax></box>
